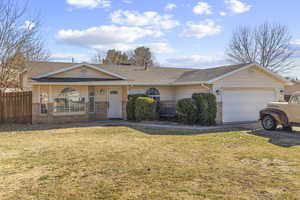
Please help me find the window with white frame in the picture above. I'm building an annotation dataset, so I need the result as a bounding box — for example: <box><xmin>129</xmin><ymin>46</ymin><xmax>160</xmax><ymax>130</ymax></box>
<box><xmin>54</xmin><ymin>88</ymin><xmax>85</xmax><ymax>113</ymax></box>
<box><xmin>40</xmin><ymin>92</ymin><xmax>48</xmax><ymax>114</ymax></box>
<box><xmin>146</xmin><ymin>88</ymin><xmax>160</xmax><ymax>102</ymax></box>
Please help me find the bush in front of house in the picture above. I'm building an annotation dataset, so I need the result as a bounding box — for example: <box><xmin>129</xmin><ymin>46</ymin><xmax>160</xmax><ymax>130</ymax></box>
<box><xmin>192</xmin><ymin>93</ymin><xmax>217</xmax><ymax>126</ymax></box>
<box><xmin>176</xmin><ymin>98</ymin><xmax>198</xmax><ymax>124</ymax></box>
<box><xmin>126</xmin><ymin>94</ymin><xmax>148</xmax><ymax>121</ymax></box>
<box><xmin>192</xmin><ymin>93</ymin><xmax>209</xmax><ymax>125</ymax></box>
<box><xmin>205</xmin><ymin>93</ymin><xmax>217</xmax><ymax>125</ymax></box>
<box><xmin>134</xmin><ymin>97</ymin><xmax>157</xmax><ymax>121</ymax></box>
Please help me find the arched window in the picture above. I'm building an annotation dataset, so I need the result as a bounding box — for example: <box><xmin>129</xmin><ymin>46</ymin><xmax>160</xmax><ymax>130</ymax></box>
<box><xmin>54</xmin><ymin>88</ymin><xmax>85</xmax><ymax>113</ymax></box>
<box><xmin>146</xmin><ymin>88</ymin><xmax>160</xmax><ymax>101</ymax></box>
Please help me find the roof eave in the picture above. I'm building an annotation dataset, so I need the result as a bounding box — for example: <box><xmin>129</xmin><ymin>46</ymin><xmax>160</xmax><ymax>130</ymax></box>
<box><xmin>32</xmin><ymin>63</ymin><xmax>128</xmax><ymax>80</ymax></box>
<box><xmin>206</xmin><ymin>63</ymin><xmax>293</xmax><ymax>85</ymax></box>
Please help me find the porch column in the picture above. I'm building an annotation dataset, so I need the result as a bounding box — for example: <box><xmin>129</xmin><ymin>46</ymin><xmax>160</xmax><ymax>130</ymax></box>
<box><xmin>213</xmin><ymin>86</ymin><xmax>223</xmax><ymax>125</ymax></box>
<box><xmin>122</xmin><ymin>86</ymin><xmax>129</xmax><ymax>120</ymax></box>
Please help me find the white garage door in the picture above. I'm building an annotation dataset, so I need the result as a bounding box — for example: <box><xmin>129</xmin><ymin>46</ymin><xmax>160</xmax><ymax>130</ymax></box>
<box><xmin>222</xmin><ymin>89</ymin><xmax>276</xmax><ymax>123</ymax></box>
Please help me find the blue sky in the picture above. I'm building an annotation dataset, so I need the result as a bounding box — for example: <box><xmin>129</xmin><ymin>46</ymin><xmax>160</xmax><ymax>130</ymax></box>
<box><xmin>27</xmin><ymin>0</ymin><xmax>300</xmax><ymax>77</ymax></box>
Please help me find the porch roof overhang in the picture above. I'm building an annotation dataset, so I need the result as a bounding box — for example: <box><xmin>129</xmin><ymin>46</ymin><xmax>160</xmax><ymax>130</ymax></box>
<box><xmin>31</xmin><ymin>77</ymin><xmax>123</xmax><ymax>82</ymax></box>
<box><xmin>30</xmin><ymin>80</ymin><xmax>211</xmax><ymax>86</ymax></box>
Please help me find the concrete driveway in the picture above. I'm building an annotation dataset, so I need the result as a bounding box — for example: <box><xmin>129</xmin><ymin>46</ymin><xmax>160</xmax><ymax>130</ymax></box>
<box><xmin>238</xmin><ymin>121</ymin><xmax>300</xmax><ymax>138</ymax></box>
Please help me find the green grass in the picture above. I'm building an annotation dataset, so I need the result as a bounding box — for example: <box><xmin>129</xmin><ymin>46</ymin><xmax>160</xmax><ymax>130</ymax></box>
<box><xmin>1</xmin><ymin>124</ymin><xmax>300</xmax><ymax>199</ymax></box>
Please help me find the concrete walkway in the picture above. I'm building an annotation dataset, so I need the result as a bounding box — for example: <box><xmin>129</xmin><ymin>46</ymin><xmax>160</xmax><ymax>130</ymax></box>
<box><xmin>2</xmin><ymin>120</ymin><xmax>300</xmax><ymax>139</ymax></box>
<box><xmin>104</xmin><ymin>120</ymin><xmax>257</xmax><ymax>131</ymax></box>
<box><xmin>102</xmin><ymin>121</ymin><xmax>300</xmax><ymax>138</ymax></box>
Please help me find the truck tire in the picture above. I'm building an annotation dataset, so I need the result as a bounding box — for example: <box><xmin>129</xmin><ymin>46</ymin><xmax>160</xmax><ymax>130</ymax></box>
<box><xmin>262</xmin><ymin>115</ymin><xmax>277</xmax><ymax>130</ymax></box>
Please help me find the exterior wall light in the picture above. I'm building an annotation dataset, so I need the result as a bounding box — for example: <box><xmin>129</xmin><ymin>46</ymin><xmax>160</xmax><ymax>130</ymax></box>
<box><xmin>216</xmin><ymin>89</ymin><xmax>221</xmax><ymax>95</ymax></box>
<box><xmin>99</xmin><ymin>89</ymin><xmax>105</xmax><ymax>95</ymax></box>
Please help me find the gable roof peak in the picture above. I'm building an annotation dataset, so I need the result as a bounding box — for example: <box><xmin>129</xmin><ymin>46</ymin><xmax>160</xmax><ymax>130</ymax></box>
<box><xmin>32</xmin><ymin>62</ymin><xmax>128</xmax><ymax>80</ymax></box>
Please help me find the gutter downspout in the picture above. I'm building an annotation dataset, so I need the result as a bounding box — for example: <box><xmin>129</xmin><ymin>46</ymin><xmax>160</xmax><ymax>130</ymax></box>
<box><xmin>200</xmin><ymin>83</ymin><xmax>210</xmax><ymax>90</ymax></box>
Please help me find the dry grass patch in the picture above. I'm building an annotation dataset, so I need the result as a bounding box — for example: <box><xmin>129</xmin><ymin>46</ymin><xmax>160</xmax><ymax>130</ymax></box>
<box><xmin>0</xmin><ymin>124</ymin><xmax>300</xmax><ymax>199</ymax></box>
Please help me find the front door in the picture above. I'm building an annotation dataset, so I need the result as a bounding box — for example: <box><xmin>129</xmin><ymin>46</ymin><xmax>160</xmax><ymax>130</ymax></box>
<box><xmin>108</xmin><ymin>89</ymin><xmax>122</xmax><ymax>119</ymax></box>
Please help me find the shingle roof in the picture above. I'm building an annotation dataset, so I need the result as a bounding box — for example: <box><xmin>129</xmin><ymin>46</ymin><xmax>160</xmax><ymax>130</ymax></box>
<box><xmin>25</xmin><ymin>61</ymin><xmax>250</xmax><ymax>85</ymax></box>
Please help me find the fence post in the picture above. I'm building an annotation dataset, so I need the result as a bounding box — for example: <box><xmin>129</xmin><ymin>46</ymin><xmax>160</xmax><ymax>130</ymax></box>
<box><xmin>0</xmin><ymin>91</ymin><xmax>3</xmax><ymax>123</ymax></box>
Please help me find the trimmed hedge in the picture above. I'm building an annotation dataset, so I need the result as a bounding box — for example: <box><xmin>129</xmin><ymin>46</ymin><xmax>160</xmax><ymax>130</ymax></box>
<box><xmin>126</xmin><ymin>94</ymin><xmax>148</xmax><ymax>121</ymax></box>
<box><xmin>192</xmin><ymin>93</ymin><xmax>209</xmax><ymax>125</ymax></box>
<box><xmin>206</xmin><ymin>94</ymin><xmax>217</xmax><ymax>125</ymax></box>
<box><xmin>135</xmin><ymin>97</ymin><xmax>156</xmax><ymax>121</ymax></box>
<box><xmin>176</xmin><ymin>98</ymin><xmax>197</xmax><ymax>124</ymax></box>
<box><xmin>192</xmin><ymin>93</ymin><xmax>217</xmax><ymax>126</ymax></box>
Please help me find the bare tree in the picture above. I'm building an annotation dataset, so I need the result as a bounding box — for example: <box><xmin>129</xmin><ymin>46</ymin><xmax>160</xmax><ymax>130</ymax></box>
<box><xmin>0</xmin><ymin>0</ymin><xmax>49</xmax><ymax>92</ymax></box>
<box><xmin>91</xmin><ymin>52</ymin><xmax>103</xmax><ymax>64</ymax></box>
<box><xmin>131</xmin><ymin>46</ymin><xmax>154</xmax><ymax>70</ymax></box>
<box><xmin>227</xmin><ymin>22</ymin><xmax>295</xmax><ymax>73</ymax></box>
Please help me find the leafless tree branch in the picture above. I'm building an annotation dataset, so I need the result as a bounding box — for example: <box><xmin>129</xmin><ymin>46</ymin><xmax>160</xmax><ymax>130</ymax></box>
<box><xmin>0</xmin><ymin>0</ymin><xmax>50</xmax><ymax>92</ymax></box>
<box><xmin>227</xmin><ymin>22</ymin><xmax>295</xmax><ymax>74</ymax></box>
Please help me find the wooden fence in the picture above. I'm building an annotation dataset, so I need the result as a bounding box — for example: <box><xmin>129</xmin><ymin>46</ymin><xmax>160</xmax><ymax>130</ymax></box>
<box><xmin>0</xmin><ymin>91</ymin><xmax>32</xmax><ymax>124</ymax></box>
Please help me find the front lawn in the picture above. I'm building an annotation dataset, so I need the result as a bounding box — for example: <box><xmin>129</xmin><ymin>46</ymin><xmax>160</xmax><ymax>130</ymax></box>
<box><xmin>1</xmin><ymin>124</ymin><xmax>300</xmax><ymax>199</ymax></box>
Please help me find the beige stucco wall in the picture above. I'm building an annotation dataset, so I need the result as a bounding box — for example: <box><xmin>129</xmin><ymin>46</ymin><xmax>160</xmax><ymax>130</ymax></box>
<box><xmin>213</xmin><ymin>66</ymin><xmax>285</xmax><ymax>102</ymax></box>
<box><xmin>129</xmin><ymin>86</ymin><xmax>176</xmax><ymax>101</ymax></box>
<box><xmin>50</xmin><ymin>66</ymin><xmax>115</xmax><ymax>79</ymax></box>
<box><xmin>128</xmin><ymin>85</ymin><xmax>211</xmax><ymax>101</ymax></box>
<box><xmin>20</xmin><ymin>72</ymin><xmax>32</xmax><ymax>91</ymax></box>
<box><xmin>174</xmin><ymin>85</ymin><xmax>211</xmax><ymax>100</ymax></box>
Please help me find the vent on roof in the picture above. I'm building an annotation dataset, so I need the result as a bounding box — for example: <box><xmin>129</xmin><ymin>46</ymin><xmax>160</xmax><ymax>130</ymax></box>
<box><xmin>80</xmin><ymin>69</ymin><xmax>87</xmax><ymax>77</ymax></box>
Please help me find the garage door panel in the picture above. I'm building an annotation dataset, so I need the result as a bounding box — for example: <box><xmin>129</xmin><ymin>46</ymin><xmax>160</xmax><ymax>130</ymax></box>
<box><xmin>223</xmin><ymin>89</ymin><xmax>275</xmax><ymax>123</ymax></box>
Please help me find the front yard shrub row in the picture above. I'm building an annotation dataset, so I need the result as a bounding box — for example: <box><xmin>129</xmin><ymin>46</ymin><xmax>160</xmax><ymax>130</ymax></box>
<box><xmin>126</xmin><ymin>94</ymin><xmax>148</xmax><ymax>121</ymax></box>
<box><xmin>176</xmin><ymin>98</ymin><xmax>198</xmax><ymax>124</ymax></box>
<box><xmin>127</xmin><ymin>94</ymin><xmax>156</xmax><ymax>121</ymax></box>
<box><xmin>135</xmin><ymin>97</ymin><xmax>157</xmax><ymax>121</ymax></box>
<box><xmin>127</xmin><ymin>92</ymin><xmax>217</xmax><ymax>125</ymax></box>
<box><xmin>192</xmin><ymin>93</ymin><xmax>217</xmax><ymax>126</ymax></box>
<box><xmin>177</xmin><ymin>93</ymin><xmax>217</xmax><ymax>125</ymax></box>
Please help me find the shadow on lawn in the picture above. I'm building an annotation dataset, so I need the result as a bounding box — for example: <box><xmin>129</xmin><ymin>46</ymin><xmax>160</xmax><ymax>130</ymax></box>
<box><xmin>2</xmin><ymin>121</ymin><xmax>300</xmax><ymax>148</ymax></box>
<box><xmin>0</xmin><ymin>121</ymin><xmax>123</xmax><ymax>133</ymax></box>
<box><xmin>129</xmin><ymin>125</ymin><xmax>244</xmax><ymax>135</ymax></box>
<box><xmin>247</xmin><ymin>129</ymin><xmax>300</xmax><ymax>147</ymax></box>
<box><xmin>0</xmin><ymin>121</ymin><xmax>243</xmax><ymax>136</ymax></box>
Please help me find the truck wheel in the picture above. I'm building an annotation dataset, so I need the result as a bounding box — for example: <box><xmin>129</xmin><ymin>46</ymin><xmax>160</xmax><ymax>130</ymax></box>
<box><xmin>262</xmin><ymin>115</ymin><xmax>277</xmax><ymax>130</ymax></box>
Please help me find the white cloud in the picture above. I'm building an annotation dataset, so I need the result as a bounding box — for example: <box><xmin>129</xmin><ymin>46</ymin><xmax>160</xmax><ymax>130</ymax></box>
<box><xmin>291</xmin><ymin>40</ymin><xmax>300</xmax><ymax>46</ymax></box>
<box><xmin>20</xmin><ymin>21</ymin><xmax>35</xmax><ymax>30</ymax></box>
<box><xmin>193</xmin><ymin>2</ymin><xmax>212</xmax><ymax>15</ymax></box>
<box><xmin>165</xmin><ymin>3</ymin><xmax>177</xmax><ymax>11</ymax></box>
<box><xmin>55</xmin><ymin>25</ymin><xmax>163</xmax><ymax>51</ymax></box>
<box><xmin>163</xmin><ymin>54</ymin><xmax>228</xmax><ymax>68</ymax></box>
<box><xmin>122</xmin><ymin>0</ymin><xmax>133</xmax><ymax>4</ymax></box>
<box><xmin>66</xmin><ymin>0</ymin><xmax>111</xmax><ymax>9</ymax></box>
<box><xmin>219</xmin><ymin>11</ymin><xmax>227</xmax><ymax>16</ymax></box>
<box><xmin>225</xmin><ymin>0</ymin><xmax>251</xmax><ymax>14</ymax></box>
<box><xmin>103</xmin><ymin>42</ymin><xmax>175</xmax><ymax>54</ymax></box>
<box><xmin>50</xmin><ymin>53</ymin><xmax>91</xmax><ymax>62</ymax></box>
<box><xmin>181</xmin><ymin>20</ymin><xmax>222</xmax><ymax>39</ymax></box>
<box><xmin>111</xmin><ymin>10</ymin><xmax>180</xmax><ymax>30</ymax></box>
<box><xmin>147</xmin><ymin>42</ymin><xmax>175</xmax><ymax>54</ymax></box>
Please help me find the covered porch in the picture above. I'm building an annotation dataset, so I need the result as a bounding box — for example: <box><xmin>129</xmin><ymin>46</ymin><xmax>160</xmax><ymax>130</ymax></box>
<box><xmin>32</xmin><ymin>84</ymin><xmax>129</xmax><ymax>124</ymax></box>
